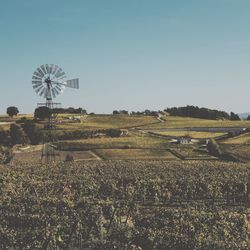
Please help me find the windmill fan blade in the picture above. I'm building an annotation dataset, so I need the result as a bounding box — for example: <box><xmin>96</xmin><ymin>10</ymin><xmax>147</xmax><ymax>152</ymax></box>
<box><xmin>51</xmin><ymin>64</ymin><xmax>59</xmax><ymax>75</ymax></box>
<box><xmin>32</xmin><ymin>83</ymin><xmax>43</xmax><ymax>89</ymax></box>
<box><xmin>53</xmin><ymin>81</ymin><xmax>66</xmax><ymax>91</ymax></box>
<box><xmin>39</xmin><ymin>87</ymin><xmax>46</xmax><ymax>96</ymax></box>
<box><xmin>32</xmin><ymin>75</ymin><xmax>42</xmax><ymax>80</ymax></box>
<box><xmin>32</xmin><ymin>80</ymin><xmax>43</xmax><ymax>85</ymax></box>
<box><xmin>54</xmin><ymin>68</ymin><xmax>64</xmax><ymax>77</ymax></box>
<box><xmin>34</xmin><ymin>71</ymin><xmax>43</xmax><ymax>78</ymax></box>
<box><xmin>36</xmin><ymin>68</ymin><xmax>45</xmax><ymax>77</ymax></box>
<box><xmin>45</xmin><ymin>64</ymin><xmax>50</xmax><ymax>74</ymax></box>
<box><xmin>40</xmin><ymin>65</ymin><xmax>47</xmax><ymax>75</ymax></box>
<box><xmin>33</xmin><ymin>85</ymin><xmax>43</xmax><ymax>90</ymax></box>
<box><xmin>53</xmin><ymin>87</ymin><xmax>60</xmax><ymax>96</ymax></box>
<box><xmin>48</xmin><ymin>64</ymin><xmax>53</xmax><ymax>74</ymax></box>
<box><xmin>65</xmin><ymin>79</ymin><xmax>79</xmax><ymax>89</ymax></box>
<box><xmin>56</xmin><ymin>71</ymin><xmax>66</xmax><ymax>79</ymax></box>
<box><xmin>51</xmin><ymin>88</ymin><xmax>56</xmax><ymax>98</ymax></box>
<box><xmin>55</xmin><ymin>85</ymin><xmax>63</xmax><ymax>92</ymax></box>
<box><xmin>35</xmin><ymin>86</ymin><xmax>44</xmax><ymax>94</ymax></box>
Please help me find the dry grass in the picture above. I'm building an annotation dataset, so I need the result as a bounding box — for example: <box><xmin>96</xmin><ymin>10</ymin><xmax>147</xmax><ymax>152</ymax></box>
<box><xmin>57</xmin><ymin>135</ymin><xmax>169</xmax><ymax>150</ymax></box>
<box><xmin>13</xmin><ymin>149</ymin><xmax>99</xmax><ymax>163</ymax></box>
<box><xmin>95</xmin><ymin>148</ymin><xmax>178</xmax><ymax>160</ymax></box>
<box><xmin>153</xmin><ymin>130</ymin><xmax>226</xmax><ymax>139</ymax></box>
<box><xmin>222</xmin><ymin>132</ymin><xmax>250</xmax><ymax>145</ymax></box>
<box><xmin>57</xmin><ymin>115</ymin><xmax>158</xmax><ymax>131</ymax></box>
<box><xmin>142</xmin><ymin>116</ymin><xmax>250</xmax><ymax>129</ymax></box>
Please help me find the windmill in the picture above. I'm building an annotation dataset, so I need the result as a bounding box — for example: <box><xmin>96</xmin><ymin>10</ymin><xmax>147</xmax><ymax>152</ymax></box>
<box><xmin>32</xmin><ymin>64</ymin><xmax>79</xmax><ymax>108</ymax></box>
<box><xmin>32</xmin><ymin>64</ymin><xmax>79</xmax><ymax>162</ymax></box>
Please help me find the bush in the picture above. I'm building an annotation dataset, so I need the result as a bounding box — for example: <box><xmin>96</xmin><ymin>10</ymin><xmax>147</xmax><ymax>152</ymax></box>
<box><xmin>64</xmin><ymin>154</ymin><xmax>74</xmax><ymax>162</ymax></box>
<box><xmin>105</xmin><ymin>129</ymin><xmax>122</xmax><ymax>138</ymax></box>
<box><xmin>21</xmin><ymin>120</ymin><xmax>42</xmax><ymax>145</ymax></box>
<box><xmin>207</xmin><ymin>139</ymin><xmax>221</xmax><ymax>157</ymax></box>
<box><xmin>0</xmin><ymin>129</ymin><xmax>10</xmax><ymax>146</ymax></box>
<box><xmin>10</xmin><ymin>124</ymin><xmax>29</xmax><ymax>146</ymax></box>
<box><xmin>0</xmin><ymin>146</ymin><xmax>13</xmax><ymax>164</ymax></box>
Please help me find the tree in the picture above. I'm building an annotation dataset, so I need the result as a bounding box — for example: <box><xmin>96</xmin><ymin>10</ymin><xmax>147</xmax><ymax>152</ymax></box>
<box><xmin>207</xmin><ymin>139</ymin><xmax>221</xmax><ymax>157</ymax></box>
<box><xmin>247</xmin><ymin>115</ymin><xmax>250</xmax><ymax>121</ymax></box>
<box><xmin>9</xmin><ymin>124</ymin><xmax>28</xmax><ymax>145</ymax></box>
<box><xmin>0</xmin><ymin>129</ymin><xmax>10</xmax><ymax>146</ymax></box>
<box><xmin>113</xmin><ymin>110</ymin><xmax>119</xmax><ymax>115</ymax></box>
<box><xmin>230</xmin><ymin>112</ymin><xmax>240</xmax><ymax>121</ymax></box>
<box><xmin>21</xmin><ymin>120</ymin><xmax>42</xmax><ymax>145</ymax></box>
<box><xmin>34</xmin><ymin>106</ymin><xmax>51</xmax><ymax>120</ymax></box>
<box><xmin>6</xmin><ymin>106</ymin><xmax>19</xmax><ymax>117</ymax></box>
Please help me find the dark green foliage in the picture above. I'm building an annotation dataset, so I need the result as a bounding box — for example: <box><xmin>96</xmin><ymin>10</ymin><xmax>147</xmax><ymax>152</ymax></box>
<box><xmin>53</xmin><ymin>107</ymin><xmax>87</xmax><ymax>114</ymax></box>
<box><xmin>34</xmin><ymin>106</ymin><xmax>51</xmax><ymax>120</ymax></box>
<box><xmin>247</xmin><ymin>115</ymin><xmax>250</xmax><ymax>121</ymax></box>
<box><xmin>0</xmin><ymin>146</ymin><xmax>13</xmax><ymax>164</ymax></box>
<box><xmin>207</xmin><ymin>139</ymin><xmax>221</xmax><ymax>157</ymax></box>
<box><xmin>64</xmin><ymin>154</ymin><xmax>74</xmax><ymax>162</ymax></box>
<box><xmin>9</xmin><ymin>124</ymin><xmax>28</xmax><ymax>146</ymax></box>
<box><xmin>55</xmin><ymin>129</ymin><xmax>123</xmax><ymax>141</ymax></box>
<box><xmin>0</xmin><ymin>129</ymin><xmax>10</xmax><ymax>146</ymax></box>
<box><xmin>230</xmin><ymin>112</ymin><xmax>241</xmax><ymax>121</ymax></box>
<box><xmin>6</xmin><ymin>106</ymin><xmax>19</xmax><ymax>117</ymax></box>
<box><xmin>113</xmin><ymin>110</ymin><xmax>129</xmax><ymax>115</ymax></box>
<box><xmin>165</xmin><ymin>105</ymin><xmax>230</xmax><ymax>120</ymax></box>
<box><xmin>105</xmin><ymin>129</ymin><xmax>122</xmax><ymax>138</ymax></box>
<box><xmin>21</xmin><ymin>120</ymin><xmax>42</xmax><ymax>145</ymax></box>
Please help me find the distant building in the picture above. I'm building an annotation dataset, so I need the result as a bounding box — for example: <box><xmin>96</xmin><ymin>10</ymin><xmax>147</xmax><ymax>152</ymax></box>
<box><xmin>177</xmin><ymin>137</ymin><xmax>192</xmax><ymax>144</ymax></box>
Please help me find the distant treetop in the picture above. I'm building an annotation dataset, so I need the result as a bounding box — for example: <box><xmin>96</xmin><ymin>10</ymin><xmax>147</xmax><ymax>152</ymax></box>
<box><xmin>6</xmin><ymin>106</ymin><xmax>19</xmax><ymax>117</ymax></box>
<box><xmin>164</xmin><ymin>105</ymin><xmax>232</xmax><ymax>120</ymax></box>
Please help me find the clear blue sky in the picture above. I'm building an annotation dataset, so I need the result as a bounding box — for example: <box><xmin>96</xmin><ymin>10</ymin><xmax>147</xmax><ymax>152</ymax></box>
<box><xmin>0</xmin><ymin>0</ymin><xmax>250</xmax><ymax>114</ymax></box>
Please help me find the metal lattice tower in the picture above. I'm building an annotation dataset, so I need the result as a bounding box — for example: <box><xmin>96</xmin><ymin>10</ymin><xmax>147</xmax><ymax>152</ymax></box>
<box><xmin>32</xmin><ymin>64</ymin><xmax>79</xmax><ymax>163</ymax></box>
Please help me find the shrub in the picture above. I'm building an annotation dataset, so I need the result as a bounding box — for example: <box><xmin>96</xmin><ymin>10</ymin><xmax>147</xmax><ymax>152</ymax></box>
<box><xmin>207</xmin><ymin>139</ymin><xmax>221</xmax><ymax>157</ymax></box>
<box><xmin>0</xmin><ymin>146</ymin><xmax>13</xmax><ymax>164</ymax></box>
<box><xmin>21</xmin><ymin>120</ymin><xmax>42</xmax><ymax>145</ymax></box>
<box><xmin>65</xmin><ymin>154</ymin><xmax>74</xmax><ymax>162</ymax></box>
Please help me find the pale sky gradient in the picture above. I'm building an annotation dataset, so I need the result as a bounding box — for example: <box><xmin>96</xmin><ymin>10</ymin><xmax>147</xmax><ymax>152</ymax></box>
<box><xmin>0</xmin><ymin>0</ymin><xmax>250</xmax><ymax>114</ymax></box>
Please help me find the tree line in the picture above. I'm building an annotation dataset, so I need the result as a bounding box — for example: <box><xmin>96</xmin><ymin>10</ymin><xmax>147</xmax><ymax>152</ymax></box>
<box><xmin>164</xmin><ymin>105</ymin><xmax>241</xmax><ymax>120</ymax></box>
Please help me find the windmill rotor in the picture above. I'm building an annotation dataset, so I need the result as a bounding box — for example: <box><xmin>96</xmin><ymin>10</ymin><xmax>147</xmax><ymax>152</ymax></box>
<box><xmin>32</xmin><ymin>64</ymin><xmax>79</xmax><ymax>101</ymax></box>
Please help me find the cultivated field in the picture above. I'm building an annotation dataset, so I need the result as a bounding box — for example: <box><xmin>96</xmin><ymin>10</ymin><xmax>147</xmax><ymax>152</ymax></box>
<box><xmin>1</xmin><ymin>160</ymin><xmax>250</xmax><ymax>249</ymax></box>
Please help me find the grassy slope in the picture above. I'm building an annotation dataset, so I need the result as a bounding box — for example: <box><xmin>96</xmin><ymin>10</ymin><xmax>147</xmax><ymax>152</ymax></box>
<box><xmin>153</xmin><ymin>130</ymin><xmax>226</xmax><ymax>139</ymax></box>
<box><xmin>57</xmin><ymin>135</ymin><xmax>169</xmax><ymax>150</ymax></box>
<box><xmin>220</xmin><ymin>132</ymin><xmax>250</xmax><ymax>162</ymax></box>
<box><xmin>57</xmin><ymin>114</ymin><xmax>158</xmax><ymax>131</ymax></box>
<box><xmin>95</xmin><ymin>148</ymin><xmax>178</xmax><ymax>160</ymax></box>
<box><xmin>142</xmin><ymin>116</ymin><xmax>250</xmax><ymax>129</ymax></box>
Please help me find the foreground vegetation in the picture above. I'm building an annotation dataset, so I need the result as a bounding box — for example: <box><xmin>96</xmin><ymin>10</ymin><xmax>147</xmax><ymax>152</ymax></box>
<box><xmin>1</xmin><ymin>161</ymin><xmax>250</xmax><ymax>249</ymax></box>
